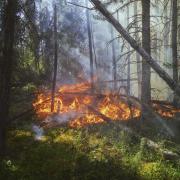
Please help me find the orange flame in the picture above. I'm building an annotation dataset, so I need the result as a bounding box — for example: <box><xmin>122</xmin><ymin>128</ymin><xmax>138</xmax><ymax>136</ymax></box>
<box><xmin>33</xmin><ymin>82</ymin><xmax>180</xmax><ymax>128</ymax></box>
<box><xmin>33</xmin><ymin>82</ymin><xmax>141</xmax><ymax>127</ymax></box>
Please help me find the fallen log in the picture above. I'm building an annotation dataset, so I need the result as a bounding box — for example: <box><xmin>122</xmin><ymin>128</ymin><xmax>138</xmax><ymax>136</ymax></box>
<box><xmin>143</xmin><ymin>138</ymin><xmax>179</xmax><ymax>161</ymax></box>
<box><xmin>99</xmin><ymin>79</ymin><xmax>138</xmax><ymax>83</ymax></box>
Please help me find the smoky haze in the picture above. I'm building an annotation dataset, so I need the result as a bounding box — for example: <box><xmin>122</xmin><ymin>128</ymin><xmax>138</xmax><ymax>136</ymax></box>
<box><xmin>40</xmin><ymin>0</ymin><xmax>174</xmax><ymax>100</ymax></box>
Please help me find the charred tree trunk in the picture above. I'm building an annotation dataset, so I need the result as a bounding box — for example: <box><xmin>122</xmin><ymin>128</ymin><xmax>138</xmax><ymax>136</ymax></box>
<box><xmin>141</xmin><ymin>0</ymin><xmax>151</xmax><ymax>105</ymax></box>
<box><xmin>86</xmin><ymin>0</ymin><xmax>94</xmax><ymax>92</ymax></box>
<box><xmin>90</xmin><ymin>0</ymin><xmax>180</xmax><ymax>97</ymax></box>
<box><xmin>0</xmin><ymin>0</ymin><xmax>17</xmax><ymax>156</ymax></box>
<box><xmin>51</xmin><ymin>5</ymin><xmax>58</xmax><ymax>112</ymax></box>
<box><xmin>171</xmin><ymin>0</ymin><xmax>179</xmax><ymax>106</ymax></box>
<box><xmin>110</xmin><ymin>26</ymin><xmax>117</xmax><ymax>90</ymax></box>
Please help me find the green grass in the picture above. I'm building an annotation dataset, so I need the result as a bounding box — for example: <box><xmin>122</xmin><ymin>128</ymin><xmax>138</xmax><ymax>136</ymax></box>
<box><xmin>0</xmin><ymin>122</ymin><xmax>180</xmax><ymax>180</ymax></box>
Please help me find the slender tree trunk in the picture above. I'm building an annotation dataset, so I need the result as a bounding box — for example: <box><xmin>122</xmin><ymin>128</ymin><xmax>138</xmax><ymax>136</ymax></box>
<box><xmin>91</xmin><ymin>20</ymin><xmax>98</xmax><ymax>70</ymax></box>
<box><xmin>163</xmin><ymin>0</ymin><xmax>172</xmax><ymax>63</ymax></box>
<box><xmin>127</xmin><ymin>5</ymin><xmax>131</xmax><ymax>95</ymax></box>
<box><xmin>134</xmin><ymin>1</ymin><xmax>141</xmax><ymax>98</ymax></box>
<box><xmin>0</xmin><ymin>0</ymin><xmax>17</xmax><ymax>156</ymax></box>
<box><xmin>110</xmin><ymin>26</ymin><xmax>117</xmax><ymax>90</ymax></box>
<box><xmin>44</xmin><ymin>38</ymin><xmax>52</xmax><ymax>83</ymax></box>
<box><xmin>152</xmin><ymin>31</ymin><xmax>158</xmax><ymax>59</ymax></box>
<box><xmin>178</xmin><ymin>0</ymin><xmax>180</xmax><ymax>51</ymax></box>
<box><xmin>86</xmin><ymin>0</ymin><xmax>94</xmax><ymax>92</ymax></box>
<box><xmin>141</xmin><ymin>0</ymin><xmax>151</xmax><ymax>104</ymax></box>
<box><xmin>171</xmin><ymin>0</ymin><xmax>178</xmax><ymax>106</ymax></box>
<box><xmin>51</xmin><ymin>4</ymin><xmax>58</xmax><ymax>112</ymax></box>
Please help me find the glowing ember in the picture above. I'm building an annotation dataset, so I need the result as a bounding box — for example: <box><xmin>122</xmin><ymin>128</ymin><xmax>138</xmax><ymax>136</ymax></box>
<box><xmin>152</xmin><ymin>103</ymin><xmax>180</xmax><ymax>118</ymax></box>
<box><xmin>33</xmin><ymin>82</ymin><xmax>180</xmax><ymax>128</ymax></box>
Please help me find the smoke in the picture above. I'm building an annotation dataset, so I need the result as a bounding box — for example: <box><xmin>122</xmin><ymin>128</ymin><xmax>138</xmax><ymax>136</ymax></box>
<box><xmin>69</xmin><ymin>47</ymin><xmax>91</xmax><ymax>80</ymax></box>
<box><xmin>40</xmin><ymin>0</ymin><xmax>173</xmax><ymax>100</ymax></box>
<box><xmin>44</xmin><ymin>111</ymin><xmax>80</xmax><ymax>124</ymax></box>
<box><xmin>32</xmin><ymin>124</ymin><xmax>44</xmax><ymax>140</ymax></box>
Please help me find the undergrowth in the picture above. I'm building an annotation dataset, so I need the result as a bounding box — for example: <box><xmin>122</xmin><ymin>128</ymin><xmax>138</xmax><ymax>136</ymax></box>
<box><xmin>0</xmin><ymin>121</ymin><xmax>180</xmax><ymax>180</ymax></box>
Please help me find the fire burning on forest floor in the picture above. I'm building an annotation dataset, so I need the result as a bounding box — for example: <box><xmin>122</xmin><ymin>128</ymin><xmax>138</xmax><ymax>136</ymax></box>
<box><xmin>33</xmin><ymin>81</ymin><xmax>180</xmax><ymax>128</ymax></box>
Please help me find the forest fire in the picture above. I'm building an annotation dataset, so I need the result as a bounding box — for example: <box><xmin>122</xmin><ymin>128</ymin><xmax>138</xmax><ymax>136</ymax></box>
<box><xmin>33</xmin><ymin>82</ymin><xmax>180</xmax><ymax>128</ymax></box>
<box><xmin>33</xmin><ymin>82</ymin><xmax>140</xmax><ymax>128</ymax></box>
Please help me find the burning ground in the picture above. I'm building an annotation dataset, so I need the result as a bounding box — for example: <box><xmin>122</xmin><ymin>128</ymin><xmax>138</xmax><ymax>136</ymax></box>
<box><xmin>33</xmin><ymin>81</ymin><xmax>180</xmax><ymax>129</ymax></box>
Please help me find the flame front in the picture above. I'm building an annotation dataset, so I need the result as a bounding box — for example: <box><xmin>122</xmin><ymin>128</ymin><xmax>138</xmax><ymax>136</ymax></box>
<box><xmin>33</xmin><ymin>82</ymin><xmax>180</xmax><ymax>128</ymax></box>
<box><xmin>33</xmin><ymin>82</ymin><xmax>140</xmax><ymax>127</ymax></box>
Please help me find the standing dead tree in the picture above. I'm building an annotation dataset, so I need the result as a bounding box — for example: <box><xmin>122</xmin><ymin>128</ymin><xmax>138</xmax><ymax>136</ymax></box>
<box><xmin>134</xmin><ymin>1</ymin><xmax>141</xmax><ymax>99</ymax></box>
<box><xmin>126</xmin><ymin>4</ymin><xmax>131</xmax><ymax>96</ymax></box>
<box><xmin>171</xmin><ymin>0</ymin><xmax>179</xmax><ymax>106</ymax></box>
<box><xmin>51</xmin><ymin>4</ymin><xmax>58</xmax><ymax>112</ymax></box>
<box><xmin>110</xmin><ymin>25</ymin><xmax>117</xmax><ymax>91</ymax></box>
<box><xmin>86</xmin><ymin>0</ymin><xmax>94</xmax><ymax>92</ymax></box>
<box><xmin>141</xmin><ymin>0</ymin><xmax>151</xmax><ymax>105</ymax></box>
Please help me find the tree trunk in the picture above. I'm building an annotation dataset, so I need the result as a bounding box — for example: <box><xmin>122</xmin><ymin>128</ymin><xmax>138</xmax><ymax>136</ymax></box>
<box><xmin>90</xmin><ymin>0</ymin><xmax>180</xmax><ymax>97</ymax></box>
<box><xmin>134</xmin><ymin>1</ymin><xmax>141</xmax><ymax>99</ymax></box>
<box><xmin>44</xmin><ymin>37</ymin><xmax>52</xmax><ymax>83</ymax></box>
<box><xmin>86</xmin><ymin>0</ymin><xmax>94</xmax><ymax>92</ymax></box>
<box><xmin>127</xmin><ymin>5</ymin><xmax>131</xmax><ymax>95</ymax></box>
<box><xmin>51</xmin><ymin>4</ymin><xmax>58</xmax><ymax>112</ymax></box>
<box><xmin>141</xmin><ymin>0</ymin><xmax>151</xmax><ymax>104</ymax></box>
<box><xmin>163</xmin><ymin>0</ymin><xmax>172</xmax><ymax>63</ymax></box>
<box><xmin>171</xmin><ymin>0</ymin><xmax>178</xmax><ymax>106</ymax></box>
<box><xmin>110</xmin><ymin>25</ymin><xmax>117</xmax><ymax>90</ymax></box>
<box><xmin>0</xmin><ymin>0</ymin><xmax>17</xmax><ymax>156</ymax></box>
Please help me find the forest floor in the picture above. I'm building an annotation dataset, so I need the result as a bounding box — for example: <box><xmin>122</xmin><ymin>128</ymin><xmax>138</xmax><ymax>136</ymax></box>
<box><xmin>0</xmin><ymin>118</ymin><xmax>180</xmax><ymax>180</ymax></box>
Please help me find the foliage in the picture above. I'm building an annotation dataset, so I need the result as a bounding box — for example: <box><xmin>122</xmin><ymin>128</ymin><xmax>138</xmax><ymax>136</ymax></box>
<box><xmin>0</xmin><ymin>122</ymin><xmax>180</xmax><ymax>180</ymax></box>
